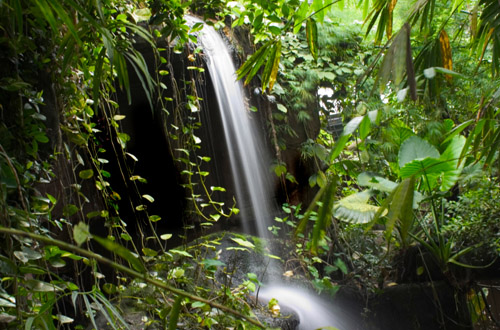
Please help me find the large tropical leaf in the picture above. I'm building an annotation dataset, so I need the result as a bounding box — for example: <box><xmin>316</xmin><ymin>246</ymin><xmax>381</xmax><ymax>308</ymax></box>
<box><xmin>358</xmin><ymin>172</ymin><xmax>397</xmax><ymax>192</ymax></box>
<box><xmin>333</xmin><ymin>190</ymin><xmax>380</xmax><ymax>224</ymax></box>
<box><xmin>437</xmin><ymin>135</ymin><xmax>466</xmax><ymax>191</ymax></box>
<box><xmin>386</xmin><ymin>177</ymin><xmax>415</xmax><ymax>244</ymax></box>
<box><xmin>329</xmin><ymin>116</ymin><xmax>364</xmax><ymax>161</ymax></box>
<box><xmin>374</xmin><ymin>23</ymin><xmax>417</xmax><ymax>99</ymax></box>
<box><xmin>366</xmin><ymin>177</ymin><xmax>416</xmax><ymax>247</ymax></box>
<box><xmin>399</xmin><ymin>136</ymin><xmax>466</xmax><ymax>191</ymax></box>
<box><xmin>358</xmin><ymin>172</ymin><xmax>424</xmax><ymax>207</ymax></box>
<box><xmin>398</xmin><ymin>136</ymin><xmax>440</xmax><ymax>168</ymax></box>
<box><xmin>475</xmin><ymin>0</ymin><xmax>500</xmax><ymax>76</ymax></box>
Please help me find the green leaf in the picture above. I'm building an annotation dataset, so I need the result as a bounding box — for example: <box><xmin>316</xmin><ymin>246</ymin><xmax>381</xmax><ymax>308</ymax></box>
<box><xmin>328</xmin><ymin>116</ymin><xmax>365</xmax><ymax>161</ymax></box>
<box><xmin>358</xmin><ymin>172</ymin><xmax>424</xmax><ymax>207</ymax></box>
<box><xmin>334</xmin><ymin>190</ymin><xmax>380</xmax><ymax>224</ymax></box>
<box><xmin>306</xmin><ymin>18</ymin><xmax>319</xmax><ymax>61</ymax></box>
<box><xmin>437</xmin><ymin>135</ymin><xmax>466</xmax><ymax>191</ymax></box>
<box><xmin>268</xmin><ymin>40</ymin><xmax>281</xmax><ymax>91</ymax></box>
<box><xmin>191</xmin><ymin>301</ymin><xmax>207</xmax><ymax>309</ymax></box>
<box><xmin>269</xmin><ymin>25</ymin><xmax>281</xmax><ymax>35</ymax></box>
<box><xmin>160</xmin><ymin>234</ymin><xmax>172</xmax><ymax>240</ymax></box>
<box><xmin>26</xmin><ymin>279</ymin><xmax>62</xmax><ymax>292</ymax></box>
<box><xmin>73</xmin><ymin>222</ymin><xmax>90</xmax><ymax>246</ymax></box>
<box><xmin>334</xmin><ymin>258</ymin><xmax>348</xmax><ymax>275</ymax></box>
<box><xmin>384</xmin><ymin>177</ymin><xmax>415</xmax><ymax>244</ymax></box>
<box><xmin>149</xmin><ymin>215</ymin><xmax>161</xmax><ymax>222</ymax></box>
<box><xmin>169</xmin><ymin>249</ymin><xmax>193</xmax><ymax>258</ymax></box>
<box><xmin>375</xmin><ymin>24</ymin><xmax>413</xmax><ymax>93</ymax></box>
<box><xmin>359</xmin><ymin>115</ymin><xmax>371</xmax><ymax>140</ymax></box>
<box><xmin>200</xmin><ymin>259</ymin><xmax>225</xmax><ymax>268</ymax></box>
<box><xmin>0</xmin><ymin>298</ymin><xmax>15</xmax><ymax>308</ymax></box>
<box><xmin>358</xmin><ymin>172</ymin><xmax>397</xmax><ymax>192</ymax></box>
<box><xmin>312</xmin><ymin>0</ymin><xmax>325</xmax><ymax>22</ymax></box>
<box><xmin>277</xmin><ymin>103</ymin><xmax>287</xmax><ymax>113</ymax></box>
<box><xmin>262</xmin><ymin>42</ymin><xmax>277</xmax><ymax>92</ymax></box>
<box><xmin>400</xmin><ymin>157</ymin><xmax>441</xmax><ymax>182</ymax></box>
<box><xmin>294</xmin><ymin>0</ymin><xmax>310</xmax><ymax>34</ymax></box>
<box><xmin>63</xmin><ymin>204</ymin><xmax>79</xmax><ymax>217</ymax></box>
<box><xmin>311</xmin><ymin>178</ymin><xmax>338</xmax><ymax>253</ymax></box>
<box><xmin>93</xmin><ymin>236</ymin><xmax>146</xmax><ymax>273</ymax></box>
<box><xmin>142</xmin><ymin>248</ymin><xmax>158</xmax><ymax>257</ymax></box>
<box><xmin>398</xmin><ymin>136</ymin><xmax>440</xmax><ymax>168</ymax></box>
<box><xmin>231</xmin><ymin>237</ymin><xmax>255</xmax><ymax>249</ymax></box>
<box><xmin>168</xmin><ymin>296</ymin><xmax>183</xmax><ymax>330</ymax></box>
<box><xmin>79</xmin><ymin>169</ymin><xmax>94</xmax><ymax>179</ymax></box>
<box><xmin>236</xmin><ymin>40</ymin><xmax>273</xmax><ymax>83</ymax></box>
<box><xmin>442</xmin><ymin>120</ymin><xmax>473</xmax><ymax>144</ymax></box>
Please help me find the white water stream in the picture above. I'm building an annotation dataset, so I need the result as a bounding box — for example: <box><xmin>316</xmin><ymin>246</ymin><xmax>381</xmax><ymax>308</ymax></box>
<box><xmin>192</xmin><ymin>17</ymin><xmax>275</xmax><ymax>238</ymax></box>
<box><xmin>192</xmin><ymin>18</ymin><xmax>349</xmax><ymax>330</ymax></box>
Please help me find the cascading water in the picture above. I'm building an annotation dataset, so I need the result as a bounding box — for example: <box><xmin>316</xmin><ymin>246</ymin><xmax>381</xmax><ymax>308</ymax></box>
<box><xmin>192</xmin><ymin>17</ymin><xmax>276</xmax><ymax>238</ymax></box>
<box><xmin>192</xmin><ymin>18</ymin><xmax>352</xmax><ymax>330</ymax></box>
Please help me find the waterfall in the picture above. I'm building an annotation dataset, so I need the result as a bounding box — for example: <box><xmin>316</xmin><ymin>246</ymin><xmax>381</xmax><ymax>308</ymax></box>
<box><xmin>190</xmin><ymin>18</ymin><xmax>353</xmax><ymax>330</ymax></box>
<box><xmin>192</xmin><ymin>18</ymin><xmax>276</xmax><ymax>238</ymax></box>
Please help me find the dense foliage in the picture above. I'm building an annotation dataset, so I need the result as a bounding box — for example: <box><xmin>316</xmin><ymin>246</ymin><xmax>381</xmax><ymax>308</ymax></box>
<box><xmin>0</xmin><ymin>0</ymin><xmax>499</xmax><ymax>329</ymax></box>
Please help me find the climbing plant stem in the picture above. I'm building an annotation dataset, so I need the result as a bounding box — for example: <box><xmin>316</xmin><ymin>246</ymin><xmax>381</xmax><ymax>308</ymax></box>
<box><xmin>0</xmin><ymin>226</ymin><xmax>265</xmax><ymax>328</ymax></box>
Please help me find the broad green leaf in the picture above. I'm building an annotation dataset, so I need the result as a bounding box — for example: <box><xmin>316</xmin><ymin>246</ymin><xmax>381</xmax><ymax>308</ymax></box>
<box><xmin>169</xmin><ymin>249</ymin><xmax>193</xmax><ymax>258</ymax></box>
<box><xmin>294</xmin><ymin>0</ymin><xmax>310</xmax><ymax>34</ymax></box>
<box><xmin>437</xmin><ymin>135</ymin><xmax>466</xmax><ymax>191</ymax></box>
<box><xmin>328</xmin><ymin>116</ymin><xmax>365</xmax><ymax>161</ymax></box>
<box><xmin>442</xmin><ymin>120</ymin><xmax>474</xmax><ymax>144</ymax></box>
<box><xmin>73</xmin><ymin>222</ymin><xmax>90</xmax><ymax>246</ymax></box>
<box><xmin>343</xmin><ymin>115</ymin><xmax>365</xmax><ymax>135</ymax></box>
<box><xmin>26</xmin><ymin>279</ymin><xmax>62</xmax><ymax>292</ymax></box>
<box><xmin>142</xmin><ymin>248</ymin><xmax>158</xmax><ymax>257</ymax></box>
<box><xmin>63</xmin><ymin>204</ymin><xmax>79</xmax><ymax>217</ymax></box>
<box><xmin>191</xmin><ymin>301</ymin><xmax>207</xmax><ymax>309</ymax></box>
<box><xmin>375</xmin><ymin>24</ymin><xmax>413</xmax><ymax>94</ymax></box>
<box><xmin>358</xmin><ymin>172</ymin><xmax>424</xmax><ymax>207</ymax></box>
<box><xmin>19</xmin><ymin>266</ymin><xmax>46</xmax><ymax>275</ymax></box>
<box><xmin>142</xmin><ymin>194</ymin><xmax>155</xmax><ymax>203</ymax></box>
<box><xmin>358</xmin><ymin>172</ymin><xmax>398</xmax><ymax>192</ymax></box>
<box><xmin>79</xmin><ymin>169</ymin><xmax>94</xmax><ymax>179</ymax></box>
<box><xmin>334</xmin><ymin>190</ymin><xmax>380</xmax><ymax>224</ymax></box>
<box><xmin>160</xmin><ymin>234</ymin><xmax>172</xmax><ymax>240</ymax></box>
<box><xmin>149</xmin><ymin>215</ymin><xmax>161</xmax><ymax>222</ymax></box>
<box><xmin>0</xmin><ymin>298</ymin><xmax>15</xmax><ymax>308</ymax></box>
<box><xmin>200</xmin><ymin>259</ymin><xmax>225</xmax><ymax>268</ymax></box>
<box><xmin>400</xmin><ymin>157</ymin><xmax>441</xmax><ymax>179</ymax></box>
<box><xmin>93</xmin><ymin>236</ymin><xmax>146</xmax><ymax>273</ymax></box>
<box><xmin>277</xmin><ymin>103</ymin><xmax>288</xmax><ymax>113</ymax></box>
<box><xmin>231</xmin><ymin>237</ymin><xmax>255</xmax><ymax>249</ymax></box>
<box><xmin>312</xmin><ymin>0</ymin><xmax>325</xmax><ymax>23</ymax></box>
<box><xmin>359</xmin><ymin>115</ymin><xmax>371</xmax><ymax>140</ymax></box>
<box><xmin>398</xmin><ymin>136</ymin><xmax>440</xmax><ymax>168</ymax></box>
